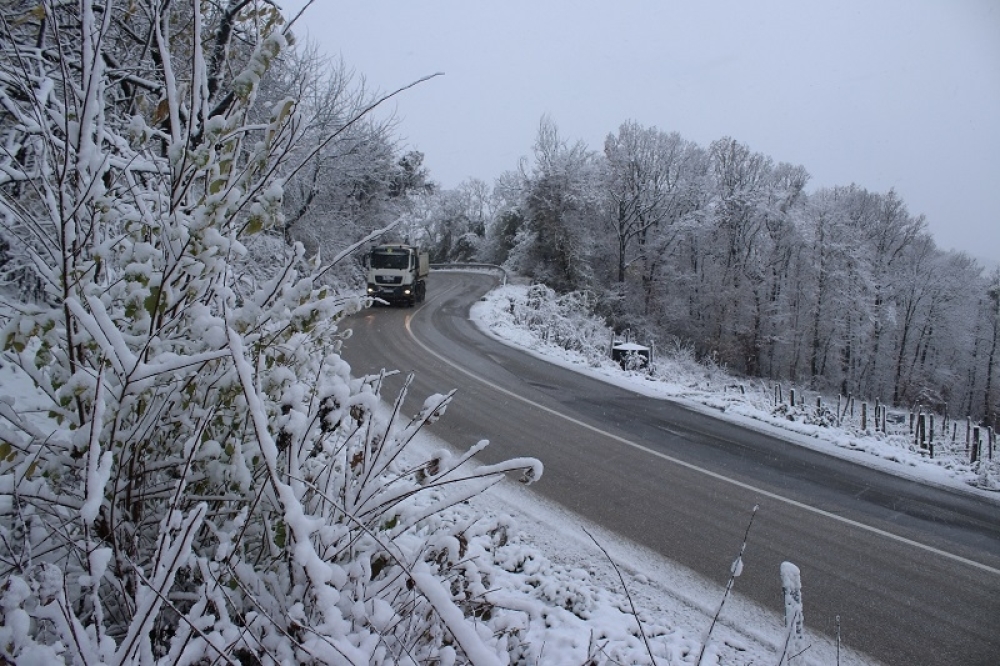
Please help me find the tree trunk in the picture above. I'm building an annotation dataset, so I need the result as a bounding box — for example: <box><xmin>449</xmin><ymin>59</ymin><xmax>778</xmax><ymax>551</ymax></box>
<box><xmin>985</xmin><ymin>294</ymin><xmax>999</xmax><ymax>421</ymax></box>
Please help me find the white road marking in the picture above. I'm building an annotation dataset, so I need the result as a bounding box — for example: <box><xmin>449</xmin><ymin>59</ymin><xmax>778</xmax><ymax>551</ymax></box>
<box><xmin>404</xmin><ymin>286</ymin><xmax>1000</xmax><ymax>577</ymax></box>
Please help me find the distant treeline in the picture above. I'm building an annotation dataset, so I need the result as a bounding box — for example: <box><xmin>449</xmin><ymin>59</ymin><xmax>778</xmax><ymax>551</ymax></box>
<box><xmin>406</xmin><ymin>118</ymin><xmax>999</xmax><ymax>426</ymax></box>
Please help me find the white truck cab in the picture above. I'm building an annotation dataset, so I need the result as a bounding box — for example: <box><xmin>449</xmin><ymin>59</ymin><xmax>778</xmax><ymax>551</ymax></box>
<box><xmin>365</xmin><ymin>244</ymin><xmax>429</xmax><ymax>307</ymax></box>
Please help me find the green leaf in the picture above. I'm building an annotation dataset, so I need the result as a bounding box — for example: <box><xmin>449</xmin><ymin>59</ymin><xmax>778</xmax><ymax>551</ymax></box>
<box><xmin>143</xmin><ymin>287</ymin><xmax>160</xmax><ymax>318</ymax></box>
<box><xmin>274</xmin><ymin>521</ymin><xmax>286</xmax><ymax>549</ymax></box>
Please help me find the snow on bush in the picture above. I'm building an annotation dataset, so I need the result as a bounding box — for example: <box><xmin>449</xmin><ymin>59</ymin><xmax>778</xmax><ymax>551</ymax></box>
<box><xmin>771</xmin><ymin>402</ymin><xmax>839</xmax><ymax>428</ymax></box>
<box><xmin>506</xmin><ymin>285</ymin><xmax>611</xmax><ymax>364</ymax></box>
<box><xmin>0</xmin><ymin>4</ymin><xmax>542</xmax><ymax>664</ymax></box>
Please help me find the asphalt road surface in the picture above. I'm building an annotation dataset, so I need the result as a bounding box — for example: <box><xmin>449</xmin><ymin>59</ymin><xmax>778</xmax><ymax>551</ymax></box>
<box><xmin>341</xmin><ymin>271</ymin><xmax>1000</xmax><ymax>666</ymax></box>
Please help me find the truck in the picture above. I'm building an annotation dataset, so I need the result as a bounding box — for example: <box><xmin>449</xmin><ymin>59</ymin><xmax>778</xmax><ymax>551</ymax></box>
<box><xmin>364</xmin><ymin>244</ymin><xmax>429</xmax><ymax>307</ymax></box>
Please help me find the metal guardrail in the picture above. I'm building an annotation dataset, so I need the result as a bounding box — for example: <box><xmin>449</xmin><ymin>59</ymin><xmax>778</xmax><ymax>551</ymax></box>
<box><xmin>429</xmin><ymin>263</ymin><xmax>508</xmax><ymax>285</ymax></box>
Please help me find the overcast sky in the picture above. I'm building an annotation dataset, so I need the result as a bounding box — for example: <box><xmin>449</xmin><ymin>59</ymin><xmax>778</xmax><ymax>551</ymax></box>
<box><xmin>281</xmin><ymin>1</ymin><xmax>1000</xmax><ymax>263</ymax></box>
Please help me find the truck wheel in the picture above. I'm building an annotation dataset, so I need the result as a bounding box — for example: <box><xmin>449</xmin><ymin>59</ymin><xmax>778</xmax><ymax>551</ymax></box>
<box><xmin>417</xmin><ymin>281</ymin><xmax>426</xmax><ymax>302</ymax></box>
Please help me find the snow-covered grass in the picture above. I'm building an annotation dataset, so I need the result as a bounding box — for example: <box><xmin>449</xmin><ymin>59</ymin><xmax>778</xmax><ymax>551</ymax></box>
<box><xmin>472</xmin><ymin>283</ymin><xmax>1000</xmax><ymax>498</ymax></box>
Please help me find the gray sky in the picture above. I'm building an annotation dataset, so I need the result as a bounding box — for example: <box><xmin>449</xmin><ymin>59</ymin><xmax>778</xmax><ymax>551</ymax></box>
<box><xmin>282</xmin><ymin>1</ymin><xmax>1000</xmax><ymax>263</ymax></box>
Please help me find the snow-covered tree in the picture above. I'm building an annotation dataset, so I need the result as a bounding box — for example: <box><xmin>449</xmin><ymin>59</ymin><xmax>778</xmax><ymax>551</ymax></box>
<box><xmin>688</xmin><ymin>138</ymin><xmax>809</xmax><ymax>375</ymax></box>
<box><xmin>487</xmin><ymin>115</ymin><xmax>996</xmax><ymax>421</ymax></box>
<box><xmin>479</xmin><ymin>170</ymin><xmax>528</xmax><ymax>266</ymax></box>
<box><xmin>599</xmin><ymin>122</ymin><xmax>710</xmax><ymax>338</ymax></box>
<box><xmin>261</xmin><ymin>42</ymin><xmax>433</xmax><ymax>281</ymax></box>
<box><xmin>512</xmin><ymin>117</ymin><xmax>603</xmax><ymax>293</ymax></box>
<box><xmin>0</xmin><ymin>3</ymin><xmax>538</xmax><ymax>663</ymax></box>
<box><xmin>403</xmin><ymin>179</ymin><xmax>492</xmax><ymax>263</ymax></box>
<box><xmin>604</xmin><ymin>122</ymin><xmax>690</xmax><ymax>284</ymax></box>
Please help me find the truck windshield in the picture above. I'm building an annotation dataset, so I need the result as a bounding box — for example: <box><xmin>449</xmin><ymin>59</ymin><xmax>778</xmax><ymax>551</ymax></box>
<box><xmin>370</xmin><ymin>252</ymin><xmax>410</xmax><ymax>270</ymax></box>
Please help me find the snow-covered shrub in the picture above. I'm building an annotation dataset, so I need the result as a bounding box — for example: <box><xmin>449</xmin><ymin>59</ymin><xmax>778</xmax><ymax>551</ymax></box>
<box><xmin>0</xmin><ymin>4</ymin><xmax>539</xmax><ymax>664</ymax></box>
<box><xmin>621</xmin><ymin>350</ymin><xmax>648</xmax><ymax>372</ymax></box>
<box><xmin>971</xmin><ymin>459</ymin><xmax>1000</xmax><ymax>491</ymax></box>
<box><xmin>772</xmin><ymin>402</ymin><xmax>839</xmax><ymax>428</ymax></box>
<box><xmin>509</xmin><ymin>285</ymin><xmax>611</xmax><ymax>362</ymax></box>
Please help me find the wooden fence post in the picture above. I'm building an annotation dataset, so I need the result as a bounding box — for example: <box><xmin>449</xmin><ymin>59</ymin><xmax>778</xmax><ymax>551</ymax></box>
<box><xmin>789</xmin><ymin>388</ymin><xmax>796</xmax><ymax>408</ymax></box>
<box><xmin>927</xmin><ymin>412</ymin><xmax>934</xmax><ymax>458</ymax></box>
<box><xmin>861</xmin><ymin>402</ymin><xmax>868</xmax><ymax>431</ymax></box>
<box><xmin>972</xmin><ymin>426</ymin><xmax>980</xmax><ymax>463</ymax></box>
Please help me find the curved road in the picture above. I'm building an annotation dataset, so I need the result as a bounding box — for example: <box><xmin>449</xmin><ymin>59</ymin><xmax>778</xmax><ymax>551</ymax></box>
<box><xmin>342</xmin><ymin>271</ymin><xmax>1000</xmax><ymax>666</ymax></box>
